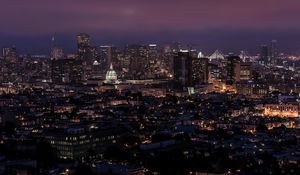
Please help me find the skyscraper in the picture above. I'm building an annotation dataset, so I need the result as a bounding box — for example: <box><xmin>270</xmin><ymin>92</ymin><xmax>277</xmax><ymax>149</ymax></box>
<box><xmin>240</xmin><ymin>62</ymin><xmax>253</xmax><ymax>81</ymax></box>
<box><xmin>173</xmin><ymin>50</ymin><xmax>192</xmax><ymax>87</ymax></box>
<box><xmin>270</xmin><ymin>40</ymin><xmax>278</xmax><ymax>65</ymax></box>
<box><xmin>100</xmin><ymin>45</ymin><xmax>115</xmax><ymax>69</ymax></box>
<box><xmin>2</xmin><ymin>47</ymin><xmax>18</xmax><ymax>62</ymax></box>
<box><xmin>50</xmin><ymin>36</ymin><xmax>64</xmax><ymax>60</ymax></box>
<box><xmin>260</xmin><ymin>45</ymin><xmax>269</xmax><ymax>64</ymax></box>
<box><xmin>191</xmin><ymin>57</ymin><xmax>209</xmax><ymax>85</ymax></box>
<box><xmin>226</xmin><ymin>56</ymin><xmax>241</xmax><ymax>84</ymax></box>
<box><xmin>77</xmin><ymin>33</ymin><xmax>91</xmax><ymax>59</ymax></box>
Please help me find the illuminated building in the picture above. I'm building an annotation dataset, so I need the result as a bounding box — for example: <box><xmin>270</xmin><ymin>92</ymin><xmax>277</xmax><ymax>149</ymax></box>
<box><xmin>50</xmin><ymin>47</ymin><xmax>64</xmax><ymax>60</ymax></box>
<box><xmin>77</xmin><ymin>33</ymin><xmax>90</xmax><ymax>56</ymax></box>
<box><xmin>208</xmin><ymin>63</ymin><xmax>222</xmax><ymax>82</ymax></box>
<box><xmin>104</xmin><ymin>64</ymin><xmax>120</xmax><ymax>84</ymax></box>
<box><xmin>76</xmin><ymin>33</ymin><xmax>97</xmax><ymax>65</ymax></box>
<box><xmin>45</xmin><ymin>126</ymin><xmax>121</xmax><ymax>159</ymax></box>
<box><xmin>140</xmin><ymin>88</ymin><xmax>166</xmax><ymax>97</ymax></box>
<box><xmin>264</xmin><ymin>104</ymin><xmax>298</xmax><ymax>118</ymax></box>
<box><xmin>240</xmin><ymin>62</ymin><xmax>252</xmax><ymax>81</ymax></box>
<box><xmin>191</xmin><ymin>57</ymin><xmax>209</xmax><ymax>84</ymax></box>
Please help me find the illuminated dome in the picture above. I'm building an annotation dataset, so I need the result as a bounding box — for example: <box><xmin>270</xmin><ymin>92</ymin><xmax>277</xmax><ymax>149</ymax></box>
<box><xmin>106</xmin><ymin>64</ymin><xmax>117</xmax><ymax>81</ymax></box>
<box><xmin>104</xmin><ymin>64</ymin><xmax>120</xmax><ymax>84</ymax></box>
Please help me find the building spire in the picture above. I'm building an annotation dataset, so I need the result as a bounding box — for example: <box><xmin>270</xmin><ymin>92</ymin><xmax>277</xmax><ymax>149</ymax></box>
<box><xmin>109</xmin><ymin>63</ymin><xmax>114</xmax><ymax>70</ymax></box>
<box><xmin>51</xmin><ymin>35</ymin><xmax>56</xmax><ymax>48</ymax></box>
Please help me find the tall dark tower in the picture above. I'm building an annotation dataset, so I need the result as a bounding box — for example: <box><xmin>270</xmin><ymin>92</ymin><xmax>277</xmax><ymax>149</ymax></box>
<box><xmin>270</xmin><ymin>40</ymin><xmax>278</xmax><ymax>65</ymax></box>
<box><xmin>173</xmin><ymin>50</ymin><xmax>192</xmax><ymax>87</ymax></box>
<box><xmin>100</xmin><ymin>45</ymin><xmax>115</xmax><ymax>69</ymax></box>
<box><xmin>260</xmin><ymin>45</ymin><xmax>269</xmax><ymax>64</ymax></box>
<box><xmin>226</xmin><ymin>56</ymin><xmax>241</xmax><ymax>84</ymax></box>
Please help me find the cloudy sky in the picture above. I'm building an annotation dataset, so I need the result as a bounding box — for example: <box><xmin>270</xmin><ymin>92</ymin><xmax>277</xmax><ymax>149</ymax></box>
<box><xmin>1</xmin><ymin>0</ymin><xmax>300</xmax><ymax>54</ymax></box>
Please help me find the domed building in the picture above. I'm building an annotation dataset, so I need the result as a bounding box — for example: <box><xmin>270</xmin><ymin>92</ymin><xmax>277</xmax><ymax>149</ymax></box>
<box><xmin>104</xmin><ymin>64</ymin><xmax>120</xmax><ymax>85</ymax></box>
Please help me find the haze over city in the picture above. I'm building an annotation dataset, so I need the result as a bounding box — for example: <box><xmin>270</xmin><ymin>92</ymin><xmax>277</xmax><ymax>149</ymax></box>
<box><xmin>1</xmin><ymin>0</ymin><xmax>300</xmax><ymax>54</ymax></box>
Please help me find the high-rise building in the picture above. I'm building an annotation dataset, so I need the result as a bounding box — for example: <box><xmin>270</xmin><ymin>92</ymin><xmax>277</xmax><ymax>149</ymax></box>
<box><xmin>173</xmin><ymin>50</ymin><xmax>192</xmax><ymax>87</ymax></box>
<box><xmin>50</xmin><ymin>36</ymin><xmax>64</xmax><ymax>60</ymax></box>
<box><xmin>77</xmin><ymin>33</ymin><xmax>92</xmax><ymax>60</ymax></box>
<box><xmin>100</xmin><ymin>45</ymin><xmax>115</xmax><ymax>69</ymax></box>
<box><xmin>2</xmin><ymin>47</ymin><xmax>18</xmax><ymax>62</ymax></box>
<box><xmin>125</xmin><ymin>44</ymin><xmax>148</xmax><ymax>79</ymax></box>
<box><xmin>226</xmin><ymin>56</ymin><xmax>241</xmax><ymax>84</ymax></box>
<box><xmin>240</xmin><ymin>62</ymin><xmax>253</xmax><ymax>81</ymax></box>
<box><xmin>191</xmin><ymin>57</ymin><xmax>209</xmax><ymax>84</ymax></box>
<box><xmin>260</xmin><ymin>45</ymin><xmax>269</xmax><ymax>64</ymax></box>
<box><xmin>208</xmin><ymin>63</ymin><xmax>222</xmax><ymax>82</ymax></box>
<box><xmin>270</xmin><ymin>40</ymin><xmax>278</xmax><ymax>65</ymax></box>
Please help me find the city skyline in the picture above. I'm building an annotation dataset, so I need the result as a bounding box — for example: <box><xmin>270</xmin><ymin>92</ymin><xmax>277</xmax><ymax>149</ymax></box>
<box><xmin>1</xmin><ymin>0</ymin><xmax>300</xmax><ymax>54</ymax></box>
<box><xmin>1</xmin><ymin>1</ymin><xmax>300</xmax><ymax>174</ymax></box>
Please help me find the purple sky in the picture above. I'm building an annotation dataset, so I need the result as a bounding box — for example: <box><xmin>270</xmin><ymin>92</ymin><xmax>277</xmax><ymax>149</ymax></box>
<box><xmin>1</xmin><ymin>0</ymin><xmax>300</xmax><ymax>54</ymax></box>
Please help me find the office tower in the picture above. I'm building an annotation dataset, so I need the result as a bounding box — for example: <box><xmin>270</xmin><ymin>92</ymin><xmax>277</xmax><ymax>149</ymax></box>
<box><xmin>100</xmin><ymin>45</ymin><xmax>115</xmax><ymax>69</ymax></box>
<box><xmin>270</xmin><ymin>40</ymin><xmax>278</xmax><ymax>65</ymax></box>
<box><xmin>2</xmin><ymin>47</ymin><xmax>18</xmax><ymax>62</ymax></box>
<box><xmin>161</xmin><ymin>45</ymin><xmax>173</xmax><ymax>74</ymax></box>
<box><xmin>226</xmin><ymin>56</ymin><xmax>241</xmax><ymax>84</ymax></box>
<box><xmin>148</xmin><ymin>44</ymin><xmax>158</xmax><ymax>65</ymax></box>
<box><xmin>125</xmin><ymin>44</ymin><xmax>148</xmax><ymax>79</ymax></box>
<box><xmin>191</xmin><ymin>57</ymin><xmax>209</xmax><ymax>84</ymax></box>
<box><xmin>260</xmin><ymin>45</ymin><xmax>269</xmax><ymax>64</ymax></box>
<box><xmin>51</xmin><ymin>47</ymin><xmax>64</xmax><ymax>60</ymax></box>
<box><xmin>51</xmin><ymin>58</ymin><xmax>84</xmax><ymax>85</ymax></box>
<box><xmin>240</xmin><ymin>62</ymin><xmax>253</xmax><ymax>81</ymax></box>
<box><xmin>77</xmin><ymin>33</ymin><xmax>90</xmax><ymax>55</ymax></box>
<box><xmin>148</xmin><ymin>44</ymin><xmax>158</xmax><ymax>61</ymax></box>
<box><xmin>50</xmin><ymin>36</ymin><xmax>64</xmax><ymax>60</ymax></box>
<box><xmin>209</xmin><ymin>63</ymin><xmax>222</xmax><ymax>82</ymax></box>
<box><xmin>173</xmin><ymin>50</ymin><xmax>192</xmax><ymax>87</ymax></box>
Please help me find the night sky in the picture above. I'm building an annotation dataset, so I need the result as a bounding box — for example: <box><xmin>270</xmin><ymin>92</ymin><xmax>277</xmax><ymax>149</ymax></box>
<box><xmin>1</xmin><ymin>0</ymin><xmax>300</xmax><ymax>54</ymax></box>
